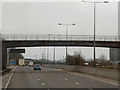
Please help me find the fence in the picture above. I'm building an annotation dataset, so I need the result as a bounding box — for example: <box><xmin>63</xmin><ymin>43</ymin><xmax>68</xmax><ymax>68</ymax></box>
<box><xmin>1</xmin><ymin>34</ymin><xmax>120</xmax><ymax>42</ymax></box>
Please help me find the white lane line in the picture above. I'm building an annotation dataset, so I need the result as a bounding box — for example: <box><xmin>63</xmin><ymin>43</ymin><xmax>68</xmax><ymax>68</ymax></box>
<box><xmin>38</xmin><ymin>79</ymin><xmax>40</xmax><ymax>80</ymax></box>
<box><xmin>102</xmin><ymin>80</ymin><xmax>118</xmax><ymax>86</ymax></box>
<box><xmin>75</xmin><ymin>82</ymin><xmax>79</xmax><ymax>85</ymax></box>
<box><xmin>89</xmin><ymin>88</ymin><xmax>94</xmax><ymax>90</ymax></box>
<box><xmin>4</xmin><ymin>66</ymin><xmax>17</xmax><ymax>89</ymax></box>
<box><xmin>52</xmin><ymin>69</ymin><xmax>63</xmax><ymax>71</ymax></box>
<box><xmin>68</xmin><ymin>72</ymin><xmax>119</xmax><ymax>86</ymax></box>
<box><xmin>42</xmin><ymin>83</ymin><xmax>45</xmax><ymax>86</ymax></box>
<box><xmin>64</xmin><ymin>78</ymin><xmax>68</xmax><ymax>80</ymax></box>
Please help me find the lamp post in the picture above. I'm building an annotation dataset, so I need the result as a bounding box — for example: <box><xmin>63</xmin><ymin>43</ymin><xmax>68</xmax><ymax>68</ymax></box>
<box><xmin>42</xmin><ymin>51</ymin><xmax>44</xmax><ymax>64</ymax></box>
<box><xmin>58</xmin><ymin>34</ymin><xmax>61</xmax><ymax>41</ymax></box>
<box><xmin>58</xmin><ymin>23</ymin><xmax>76</xmax><ymax>64</ymax></box>
<box><xmin>47</xmin><ymin>34</ymin><xmax>51</xmax><ymax>64</ymax></box>
<box><xmin>82</xmin><ymin>0</ymin><xmax>109</xmax><ymax>67</ymax></box>
<box><xmin>53</xmin><ymin>36</ymin><xmax>55</xmax><ymax>64</ymax></box>
<box><xmin>44</xmin><ymin>47</ymin><xmax>46</xmax><ymax>63</ymax></box>
<box><xmin>35</xmin><ymin>54</ymin><xmax>36</xmax><ymax>60</ymax></box>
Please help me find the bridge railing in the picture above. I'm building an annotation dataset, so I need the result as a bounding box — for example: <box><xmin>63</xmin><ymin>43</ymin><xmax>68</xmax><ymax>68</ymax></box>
<box><xmin>1</xmin><ymin>34</ymin><xmax>120</xmax><ymax>42</ymax></box>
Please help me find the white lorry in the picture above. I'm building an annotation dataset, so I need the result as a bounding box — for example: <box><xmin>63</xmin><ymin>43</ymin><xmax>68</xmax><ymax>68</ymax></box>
<box><xmin>19</xmin><ymin>59</ymin><xmax>25</xmax><ymax>66</ymax></box>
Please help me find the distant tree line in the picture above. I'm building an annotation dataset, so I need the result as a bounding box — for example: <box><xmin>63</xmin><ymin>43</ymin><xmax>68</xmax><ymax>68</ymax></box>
<box><xmin>65</xmin><ymin>51</ymin><xmax>111</xmax><ymax>67</ymax></box>
<box><xmin>66</xmin><ymin>51</ymin><xmax>86</xmax><ymax>65</ymax></box>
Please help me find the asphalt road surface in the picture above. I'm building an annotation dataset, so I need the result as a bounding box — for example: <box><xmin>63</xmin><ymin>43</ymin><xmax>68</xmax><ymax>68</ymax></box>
<box><xmin>5</xmin><ymin>66</ymin><xmax>118</xmax><ymax>90</ymax></box>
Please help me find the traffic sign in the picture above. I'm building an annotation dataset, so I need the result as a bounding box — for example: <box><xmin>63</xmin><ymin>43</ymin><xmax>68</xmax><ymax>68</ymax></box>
<box><xmin>10</xmin><ymin>49</ymin><xmax>25</xmax><ymax>53</ymax></box>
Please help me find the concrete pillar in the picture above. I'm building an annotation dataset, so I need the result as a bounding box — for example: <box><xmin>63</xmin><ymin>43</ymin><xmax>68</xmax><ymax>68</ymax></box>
<box><xmin>2</xmin><ymin>42</ymin><xmax>7</xmax><ymax>70</ymax></box>
<box><xmin>0</xmin><ymin>37</ymin><xmax>2</xmax><ymax>90</ymax></box>
<box><xmin>0</xmin><ymin>37</ymin><xmax>2</xmax><ymax>71</ymax></box>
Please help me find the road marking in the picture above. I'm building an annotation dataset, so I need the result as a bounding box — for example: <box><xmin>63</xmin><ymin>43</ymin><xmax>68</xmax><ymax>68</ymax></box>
<box><xmin>101</xmin><ymin>80</ymin><xmax>118</xmax><ymax>86</ymax></box>
<box><xmin>75</xmin><ymin>82</ymin><xmax>79</xmax><ymax>85</ymax></box>
<box><xmin>52</xmin><ymin>69</ymin><xmax>63</xmax><ymax>71</ymax></box>
<box><xmin>64</xmin><ymin>78</ymin><xmax>68</xmax><ymax>80</ymax></box>
<box><xmin>4</xmin><ymin>66</ymin><xmax>17</xmax><ymax>89</ymax></box>
<box><xmin>38</xmin><ymin>79</ymin><xmax>40</xmax><ymax>80</ymax></box>
<box><xmin>42</xmin><ymin>83</ymin><xmax>45</xmax><ymax>86</ymax></box>
<box><xmin>89</xmin><ymin>88</ymin><xmax>94</xmax><ymax>90</ymax></box>
<box><xmin>68</xmin><ymin>72</ymin><xmax>119</xmax><ymax>86</ymax></box>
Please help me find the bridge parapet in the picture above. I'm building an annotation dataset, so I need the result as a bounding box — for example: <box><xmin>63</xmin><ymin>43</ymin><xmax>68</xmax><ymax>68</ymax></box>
<box><xmin>1</xmin><ymin>34</ymin><xmax>120</xmax><ymax>42</ymax></box>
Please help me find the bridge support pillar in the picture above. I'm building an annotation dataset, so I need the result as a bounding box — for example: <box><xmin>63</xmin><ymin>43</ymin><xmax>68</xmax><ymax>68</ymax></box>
<box><xmin>0</xmin><ymin>39</ymin><xmax>2</xmax><ymax>71</ymax></box>
<box><xmin>2</xmin><ymin>43</ymin><xmax>7</xmax><ymax>70</ymax></box>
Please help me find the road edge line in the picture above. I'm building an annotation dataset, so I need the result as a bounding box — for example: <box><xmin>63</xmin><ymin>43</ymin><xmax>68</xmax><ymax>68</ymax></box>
<box><xmin>43</xmin><ymin>66</ymin><xmax>119</xmax><ymax>86</ymax></box>
<box><xmin>68</xmin><ymin>72</ymin><xmax>119</xmax><ymax>86</ymax></box>
<box><xmin>4</xmin><ymin>66</ymin><xmax>17</xmax><ymax>89</ymax></box>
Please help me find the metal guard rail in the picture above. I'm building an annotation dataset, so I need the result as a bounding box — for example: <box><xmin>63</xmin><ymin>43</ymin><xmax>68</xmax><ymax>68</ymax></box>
<box><xmin>0</xmin><ymin>34</ymin><xmax>120</xmax><ymax>42</ymax></box>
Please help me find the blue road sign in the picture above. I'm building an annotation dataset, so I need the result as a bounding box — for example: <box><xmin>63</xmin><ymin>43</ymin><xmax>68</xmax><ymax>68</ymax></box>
<box><xmin>10</xmin><ymin>61</ymin><xmax>16</xmax><ymax>64</ymax></box>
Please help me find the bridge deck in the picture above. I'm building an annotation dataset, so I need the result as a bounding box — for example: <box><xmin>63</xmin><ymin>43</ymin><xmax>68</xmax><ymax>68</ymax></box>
<box><xmin>3</xmin><ymin>40</ymin><xmax>120</xmax><ymax>48</ymax></box>
<box><xmin>1</xmin><ymin>34</ymin><xmax>120</xmax><ymax>48</ymax></box>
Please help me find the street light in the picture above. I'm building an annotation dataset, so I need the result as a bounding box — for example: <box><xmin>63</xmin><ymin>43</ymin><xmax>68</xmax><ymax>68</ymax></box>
<box><xmin>47</xmin><ymin>34</ymin><xmax>51</xmax><ymax>64</ymax></box>
<box><xmin>58</xmin><ymin>34</ymin><xmax>61</xmax><ymax>41</ymax></box>
<box><xmin>53</xmin><ymin>36</ymin><xmax>55</xmax><ymax>64</ymax></box>
<box><xmin>35</xmin><ymin>54</ymin><xmax>36</xmax><ymax>60</ymax></box>
<box><xmin>82</xmin><ymin>0</ymin><xmax>109</xmax><ymax>3</ymax></box>
<box><xmin>82</xmin><ymin>0</ymin><xmax>109</xmax><ymax>67</ymax></box>
<box><xmin>58</xmin><ymin>23</ymin><xmax>76</xmax><ymax>64</ymax></box>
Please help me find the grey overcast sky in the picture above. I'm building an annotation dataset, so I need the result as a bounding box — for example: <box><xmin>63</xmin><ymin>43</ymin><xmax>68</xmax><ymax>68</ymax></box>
<box><xmin>0</xmin><ymin>0</ymin><xmax>120</xmax><ymax>60</ymax></box>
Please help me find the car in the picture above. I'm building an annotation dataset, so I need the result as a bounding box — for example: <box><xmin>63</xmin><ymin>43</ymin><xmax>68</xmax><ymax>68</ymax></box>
<box><xmin>34</xmin><ymin>64</ymin><xmax>41</xmax><ymax>70</ymax></box>
<box><xmin>25</xmin><ymin>63</ymin><xmax>28</xmax><ymax>66</ymax></box>
<box><xmin>29</xmin><ymin>61</ymin><xmax>34</xmax><ymax>67</ymax></box>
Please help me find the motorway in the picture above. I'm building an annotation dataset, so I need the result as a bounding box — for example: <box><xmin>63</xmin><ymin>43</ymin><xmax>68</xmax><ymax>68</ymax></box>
<box><xmin>5</xmin><ymin>66</ymin><xmax>118</xmax><ymax>90</ymax></box>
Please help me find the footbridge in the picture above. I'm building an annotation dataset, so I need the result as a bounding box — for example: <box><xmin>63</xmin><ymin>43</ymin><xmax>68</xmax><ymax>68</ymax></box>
<box><xmin>1</xmin><ymin>34</ymin><xmax>120</xmax><ymax>70</ymax></box>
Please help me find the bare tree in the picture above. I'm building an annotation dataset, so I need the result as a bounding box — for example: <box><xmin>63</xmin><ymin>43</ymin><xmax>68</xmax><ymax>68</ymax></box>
<box><xmin>99</xmin><ymin>54</ymin><xmax>106</xmax><ymax>61</ymax></box>
<box><xmin>99</xmin><ymin>54</ymin><xmax>109</xmax><ymax>66</ymax></box>
<box><xmin>66</xmin><ymin>50</ymin><xmax>85</xmax><ymax>65</ymax></box>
